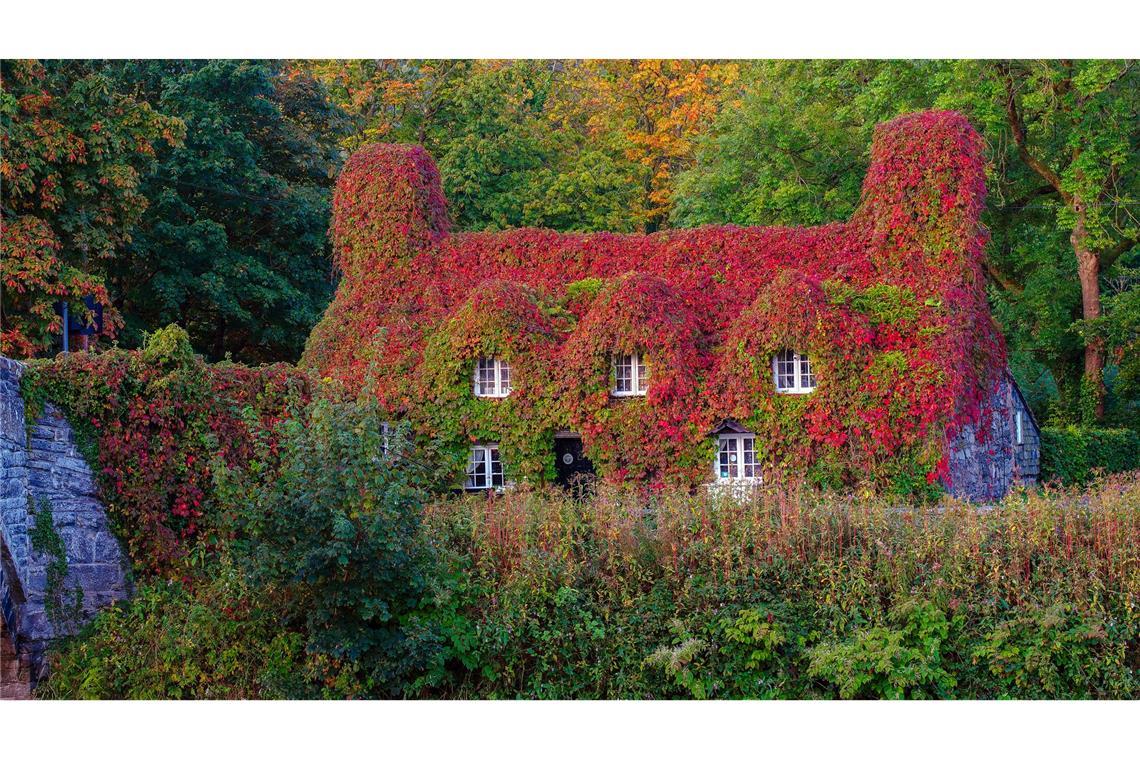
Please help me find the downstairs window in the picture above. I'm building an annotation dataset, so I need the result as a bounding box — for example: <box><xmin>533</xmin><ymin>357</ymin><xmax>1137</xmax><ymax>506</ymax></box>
<box><xmin>465</xmin><ymin>444</ymin><xmax>505</xmax><ymax>490</ymax></box>
<box><xmin>715</xmin><ymin>433</ymin><xmax>760</xmax><ymax>481</ymax></box>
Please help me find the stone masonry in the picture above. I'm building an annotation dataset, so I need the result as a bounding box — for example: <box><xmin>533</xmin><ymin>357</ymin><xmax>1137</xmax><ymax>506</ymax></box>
<box><xmin>1</xmin><ymin>355</ymin><xmax>130</xmax><ymax>694</ymax></box>
<box><xmin>946</xmin><ymin>370</ymin><xmax>1041</xmax><ymax>501</ymax></box>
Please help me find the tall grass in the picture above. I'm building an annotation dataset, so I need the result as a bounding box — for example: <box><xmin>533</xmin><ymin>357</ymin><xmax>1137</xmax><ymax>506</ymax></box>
<box><xmin>422</xmin><ymin>475</ymin><xmax>1140</xmax><ymax>697</ymax></box>
<box><xmin>427</xmin><ymin>475</ymin><xmax>1140</xmax><ymax>603</ymax></box>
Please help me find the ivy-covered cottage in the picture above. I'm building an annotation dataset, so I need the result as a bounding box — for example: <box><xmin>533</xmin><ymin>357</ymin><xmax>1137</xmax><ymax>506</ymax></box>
<box><xmin>302</xmin><ymin>110</ymin><xmax>1040</xmax><ymax>500</ymax></box>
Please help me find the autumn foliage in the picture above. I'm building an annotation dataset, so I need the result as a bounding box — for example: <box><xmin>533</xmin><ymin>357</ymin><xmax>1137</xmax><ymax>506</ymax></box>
<box><xmin>21</xmin><ymin>326</ymin><xmax>310</xmax><ymax>574</ymax></box>
<box><xmin>302</xmin><ymin>111</ymin><xmax>1004</xmax><ymax>492</ymax></box>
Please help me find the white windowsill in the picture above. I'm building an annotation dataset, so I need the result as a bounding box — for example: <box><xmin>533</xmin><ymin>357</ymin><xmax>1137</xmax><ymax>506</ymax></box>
<box><xmin>464</xmin><ymin>483</ymin><xmax>514</xmax><ymax>494</ymax></box>
<box><xmin>775</xmin><ymin>387</ymin><xmax>815</xmax><ymax>395</ymax></box>
<box><xmin>610</xmin><ymin>389</ymin><xmax>647</xmax><ymax>397</ymax></box>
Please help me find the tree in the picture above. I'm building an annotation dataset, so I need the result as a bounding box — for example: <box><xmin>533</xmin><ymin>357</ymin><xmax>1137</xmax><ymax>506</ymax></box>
<box><xmin>301</xmin><ymin>60</ymin><xmax>737</xmax><ymax>234</ymax></box>
<box><xmin>1</xmin><ymin>59</ymin><xmax>181</xmax><ymax>356</ymax></box>
<box><xmin>107</xmin><ymin>60</ymin><xmax>352</xmax><ymax>362</ymax></box>
<box><xmin>672</xmin><ymin>60</ymin><xmax>940</xmax><ymax>227</ymax></box>
<box><xmin>991</xmin><ymin>61</ymin><xmax>1137</xmax><ymax>421</ymax></box>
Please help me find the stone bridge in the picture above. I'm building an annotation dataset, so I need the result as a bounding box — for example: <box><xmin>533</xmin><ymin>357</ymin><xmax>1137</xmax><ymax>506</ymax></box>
<box><xmin>1</xmin><ymin>356</ymin><xmax>130</xmax><ymax>698</ymax></box>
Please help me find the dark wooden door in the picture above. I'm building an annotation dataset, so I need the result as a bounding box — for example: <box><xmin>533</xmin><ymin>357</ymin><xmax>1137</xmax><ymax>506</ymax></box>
<box><xmin>554</xmin><ymin>437</ymin><xmax>595</xmax><ymax>488</ymax></box>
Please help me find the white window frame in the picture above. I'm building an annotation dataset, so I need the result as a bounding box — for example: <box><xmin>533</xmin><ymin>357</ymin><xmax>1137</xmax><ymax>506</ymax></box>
<box><xmin>772</xmin><ymin>349</ymin><xmax>816</xmax><ymax>394</ymax></box>
<box><xmin>465</xmin><ymin>444</ymin><xmax>505</xmax><ymax>491</ymax></box>
<box><xmin>611</xmin><ymin>352</ymin><xmax>649</xmax><ymax>397</ymax></box>
<box><xmin>1015</xmin><ymin>410</ymin><xmax>1024</xmax><ymax>445</ymax></box>
<box><xmin>473</xmin><ymin>357</ymin><xmax>512</xmax><ymax>398</ymax></box>
<box><xmin>713</xmin><ymin>433</ymin><xmax>761</xmax><ymax>482</ymax></box>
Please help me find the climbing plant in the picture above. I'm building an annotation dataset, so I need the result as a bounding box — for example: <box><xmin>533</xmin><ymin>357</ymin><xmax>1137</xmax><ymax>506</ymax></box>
<box><xmin>303</xmin><ymin>111</ymin><xmax>1004</xmax><ymax>493</ymax></box>
<box><xmin>22</xmin><ymin>325</ymin><xmax>311</xmax><ymax>575</ymax></box>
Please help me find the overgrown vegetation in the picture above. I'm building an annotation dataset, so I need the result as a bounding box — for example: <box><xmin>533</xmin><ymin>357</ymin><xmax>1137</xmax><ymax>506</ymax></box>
<box><xmin>21</xmin><ymin>325</ymin><xmax>311</xmax><ymax>575</ymax></box>
<box><xmin>43</xmin><ymin>449</ymin><xmax>1140</xmax><ymax>698</ymax></box>
<box><xmin>1040</xmin><ymin>426</ymin><xmax>1140</xmax><ymax>485</ymax></box>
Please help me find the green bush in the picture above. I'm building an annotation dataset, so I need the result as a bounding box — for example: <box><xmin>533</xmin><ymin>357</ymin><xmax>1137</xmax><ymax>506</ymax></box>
<box><xmin>1040</xmin><ymin>426</ymin><xmax>1140</xmax><ymax>484</ymax></box>
<box><xmin>217</xmin><ymin>395</ymin><xmax>449</xmax><ymax>697</ymax></box>
<box><xmin>42</xmin><ymin>555</ymin><xmax>306</xmax><ymax>699</ymax></box>
<box><xmin>807</xmin><ymin>599</ymin><xmax>956</xmax><ymax>699</ymax></box>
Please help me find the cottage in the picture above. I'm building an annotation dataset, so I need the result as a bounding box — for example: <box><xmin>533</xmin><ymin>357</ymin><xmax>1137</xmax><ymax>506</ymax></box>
<box><xmin>303</xmin><ymin>110</ymin><xmax>1040</xmax><ymax>500</ymax></box>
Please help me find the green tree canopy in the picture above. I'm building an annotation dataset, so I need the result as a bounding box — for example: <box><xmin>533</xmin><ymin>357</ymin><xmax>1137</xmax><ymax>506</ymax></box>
<box><xmin>108</xmin><ymin>60</ymin><xmax>352</xmax><ymax>362</ymax></box>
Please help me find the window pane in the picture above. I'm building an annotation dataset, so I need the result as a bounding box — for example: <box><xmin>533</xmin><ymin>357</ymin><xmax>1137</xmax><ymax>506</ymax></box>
<box><xmin>776</xmin><ymin>349</ymin><xmax>796</xmax><ymax>390</ymax></box>
<box><xmin>489</xmin><ymin>447</ymin><xmax>503</xmax><ymax>487</ymax></box>
<box><xmin>476</xmin><ymin>358</ymin><xmax>497</xmax><ymax>396</ymax></box>
<box><xmin>466</xmin><ymin>447</ymin><xmax>486</xmax><ymax>489</ymax></box>
<box><xmin>614</xmin><ymin>354</ymin><xmax>633</xmax><ymax>393</ymax></box>
<box><xmin>718</xmin><ymin>436</ymin><xmax>738</xmax><ymax>479</ymax></box>
<box><xmin>635</xmin><ymin>353</ymin><xmax>649</xmax><ymax>393</ymax></box>
<box><xmin>499</xmin><ymin>361</ymin><xmax>511</xmax><ymax>394</ymax></box>
<box><xmin>743</xmin><ymin>437</ymin><xmax>758</xmax><ymax>478</ymax></box>
<box><xmin>799</xmin><ymin>353</ymin><xmax>816</xmax><ymax>389</ymax></box>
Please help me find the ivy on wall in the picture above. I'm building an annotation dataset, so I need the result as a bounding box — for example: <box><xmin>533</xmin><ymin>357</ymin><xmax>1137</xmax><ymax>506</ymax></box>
<box><xmin>302</xmin><ymin>111</ymin><xmax>1004</xmax><ymax>492</ymax></box>
<box><xmin>22</xmin><ymin>326</ymin><xmax>311</xmax><ymax>575</ymax></box>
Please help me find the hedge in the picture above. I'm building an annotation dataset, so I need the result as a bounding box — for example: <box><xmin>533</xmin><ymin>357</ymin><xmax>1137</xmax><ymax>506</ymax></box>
<box><xmin>1040</xmin><ymin>426</ymin><xmax>1140</xmax><ymax>485</ymax></box>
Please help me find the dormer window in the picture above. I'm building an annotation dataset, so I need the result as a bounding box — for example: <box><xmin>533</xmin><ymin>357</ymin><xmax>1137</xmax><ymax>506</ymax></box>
<box><xmin>612</xmin><ymin>353</ymin><xmax>649</xmax><ymax>397</ymax></box>
<box><xmin>474</xmin><ymin>357</ymin><xmax>511</xmax><ymax>398</ymax></box>
<box><xmin>773</xmin><ymin>349</ymin><xmax>816</xmax><ymax>394</ymax></box>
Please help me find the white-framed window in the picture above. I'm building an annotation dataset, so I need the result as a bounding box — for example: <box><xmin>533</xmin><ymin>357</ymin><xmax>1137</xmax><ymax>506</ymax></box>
<box><xmin>473</xmin><ymin>357</ymin><xmax>512</xmax><ymax>398</ymax></box>
<box><xmin>612</xmin><ymin>353</ymin><xmax>649</xmax><ymax>396</ymax></box>
<box><xmin>714</xmin><ymin>434</ymin><xmax>761</xmax><ymax>481</ymax></box>
<box><xmin>772</xmin><ymin>349</ymin><xmax>816</xmax><ymax>394</ymax></box>
<box><xmin>465</xmin><ymin>444</ymin><xmax>505</xmax><ymax>490</ymax></box>
<box><xmin>1015</xmin><ymin>411</ymin><xmax>1024</xmax><ymax>445</ymax></box>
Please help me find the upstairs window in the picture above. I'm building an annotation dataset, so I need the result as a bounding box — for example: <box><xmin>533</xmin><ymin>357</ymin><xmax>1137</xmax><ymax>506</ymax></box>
<box><xmin>474</xmin><ymin>357</ymin><xmax>512</xmax><ymax>398</ymax></box>
<box><xmin>1015</xmin><ymin>411</ymin><xmax>1024</xmax><ymax>445</ymax></box>
<box><xmin>773</xmin><ymin>349</ymin><xmax>816</xmax><ymax>394</ymax></box>
<box><xmin>612</xmin><ymin>353</ymin><xmax>649</xmax><ymax>397</ymax></box>
<box><xmin>715</xmin><ymin>433</ymin><xmax>760</xmax><ymax>481</ymax></box>
<box><xmin>465</xmin><ymin>444</ymin><xmax>504</xmax><ymax>490</ymax></box>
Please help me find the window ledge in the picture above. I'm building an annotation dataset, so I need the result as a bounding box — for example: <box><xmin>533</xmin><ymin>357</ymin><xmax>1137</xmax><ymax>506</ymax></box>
<box><xmin>775</xmin><ymin>387</ymin><xmax>815</xmax><ymax>395</ymax></box>
<box><xmin>610</xmin><ymin>390</ymin><xmax>648</xmax><ymax>398</ymax></box>
<box><xmin>464</xmin><ymin>483</ymin><xmax>514</xmax><ymax>494</ymax></box>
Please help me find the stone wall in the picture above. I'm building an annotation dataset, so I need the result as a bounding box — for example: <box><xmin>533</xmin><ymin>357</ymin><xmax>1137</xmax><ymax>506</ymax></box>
<box><xmin>945</xmin><ymin>370</ymin><xmax>1041</xmax><ymax>501</ymax></box>
<box><xmin>0</xmin><ymin>356</ymin><xmax>130</xmax><ymax>690</ymax></box>
<box><xmin>1011</xmin><ymin>382</ymin><xmax>1041</xmax><ymax>482</ymax></box>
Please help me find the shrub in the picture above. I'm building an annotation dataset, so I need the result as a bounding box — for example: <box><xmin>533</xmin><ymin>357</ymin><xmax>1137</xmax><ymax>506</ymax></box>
<box><xmin>969</xmin><ymin>603</ymin><xmax>1138</xmax><ymax>699</ymax></box>
<box><xmin>415</xmin><ymin>475</ymin><xmax>1140</xmax><ymax>698</ymax></box>
<box><xmin>807</xmin><ymin>599</ymin><xmax>956</xmax><ymax>699</ymax></box>
<box><xmin>1040</xmin><ymin>426</ymin><xmax>1140</xmax><ymax>485</ymax></box>
<box><xmin>217</xmin><ymin>396</ymin><xmax>449</xmax><ymax>697</ymax></box>
<box><xmin>41</xmin><ymin>554</ymin><xmax>306</xmax><ymax>699</ymax></box>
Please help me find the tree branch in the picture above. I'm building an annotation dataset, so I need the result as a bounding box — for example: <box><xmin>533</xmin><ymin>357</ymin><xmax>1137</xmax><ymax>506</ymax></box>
<box><xmin>984</xmin><ymin>259</ymin><xmax>1025</xmax><ymax>294</ymax></box>
<box><xmin>1004</xmin><ymin>184</ymin><xmax>1058</xmax><ymax>211</ymax></box>
<box><xmin>999</xmin><ymin>62</ymin><xmax>1071</xmax><ymax>203</ymax></box>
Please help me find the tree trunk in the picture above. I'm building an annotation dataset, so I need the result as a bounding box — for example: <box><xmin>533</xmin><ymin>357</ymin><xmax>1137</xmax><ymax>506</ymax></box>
<box><xmin>1071</xmin><ymin>207</ymin><xmax>1106</xmax><ymax>420</ymax></box>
